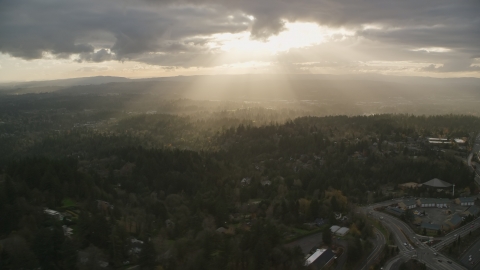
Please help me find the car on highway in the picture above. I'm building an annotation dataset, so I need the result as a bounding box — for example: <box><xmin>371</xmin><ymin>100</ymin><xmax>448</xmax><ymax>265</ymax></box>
<box><xmin>447</xmin><ymin>261</ymin><xmax>452</xmax><ymax>264</ymax></box>
<box><xmin>403</xmin><ymin>242</ymin><xmax>407</xmax><ymax>246</ymax></box>
<box><xmin>438</xmin><ymin>260</ymin><xmax>443</xmax><ymax>263</ymax></box>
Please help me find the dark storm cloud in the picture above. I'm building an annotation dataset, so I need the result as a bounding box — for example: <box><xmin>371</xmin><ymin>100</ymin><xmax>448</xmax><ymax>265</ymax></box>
<box><xmin>0</xmin><ymin>0</ymin><xmax>248</xmax><ymax>61</ymax></box>
<box><xmin>0</xmin><ymin>0</ymin><xmax>479</xmax><ymax>71</ymax></box>
<box><xmin>78</xmin><ymin>49</ymin><xmax>115</xmax><ymax>63</ymax></box>
<box><xmin>147</xmin><ymin>0</ymin><xmax>479</xmax><ymax>40</ymax></box>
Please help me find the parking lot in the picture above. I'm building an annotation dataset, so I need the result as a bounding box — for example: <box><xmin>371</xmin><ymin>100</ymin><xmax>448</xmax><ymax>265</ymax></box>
<box><xmin>415</xmin><ymin>204</ymin><xmax>469</xmax><ymax>228</ymax></box>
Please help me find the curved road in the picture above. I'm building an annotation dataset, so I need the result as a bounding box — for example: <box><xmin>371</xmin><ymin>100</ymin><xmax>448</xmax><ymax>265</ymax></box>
<box><xmin>360</xmin><ymin>228</ymin><xmax>386</xmax><ymax>270</ymax></box>
<box><xmin>361</xmin><ymin>200</ymin><xmax>469</xmax><ymax>270</ymax></box>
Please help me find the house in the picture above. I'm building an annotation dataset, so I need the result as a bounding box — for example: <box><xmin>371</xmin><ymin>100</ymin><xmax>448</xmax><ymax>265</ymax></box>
<box><xmin>131</xmin><ymin>238</ymin><xmax>144</xmax><ymax>245</ymax></box>
<box><xmin>260</xmin><ymin>179</ymin><xmax>272</xmax><ymax>186</ymax></box>
<box><xmin>305</xmin><ymin>249</ymin><xmax>336</xmax><ymax>269</ymax></box>
<box><xmin>165</xmin><ymin>219</ymin><xmax>175</xmax><ymax>228</ymax></box>
<box><xmin>330</xmin><ymin>225</ymin><xmax>340</xmax><ymax>233</ymax></box>
<box><xmin>335</xmin><ymin>227</ymin><xmax>349</xmax><ymax>236</ymax></box>
<box><xmin>445</xmin><ymin>213</ymin><xmax>463</xmax><ymax>230</ymax></box>
<box><xmin>241</xmin><ymin>177</ymin><xmax>251</xmax><ymax>186</ymax></box>
<box><xmin>464</xmin><ymin>205</ymin><xmax>480</xmax><ymax>217</ymax></box>
<box><xmin>128</xmin><ymin>238</ymin><xmax>144</xmax><ymax>255</ymax></box>
<box><xmin>398</xmin><ymin>199</ymin><xmax>417</xmax><ymax>210</ymax></box>
<box><xmin>62</xmin><ymin>225</ymin><xmax>73</xmax><ymax>237</ymax></box>
<box><xmin>44</xmin><ymin>208</ymin><xmax>64</xmax><ymax>221</ymax></box>
<box><xmin>216</xmin><ymin>227</ymin><xmax>227</xmax><ymax>234</ymax></box>
<box><xmin>455</xmin><ymin>197</ymin><xmax>476</xmax><ymax>206</ymax></box>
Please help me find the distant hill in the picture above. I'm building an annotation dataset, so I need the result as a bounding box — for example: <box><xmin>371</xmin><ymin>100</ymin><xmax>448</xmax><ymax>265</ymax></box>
<box><xmin>0</xmin><ymin>76</ymin><xmax>132</xmax><ymax>89</ymax></box>
<box><xmin>2</xmin><ymin>74</ymin><xmax>480</xmax><ymax>88</ymax></box>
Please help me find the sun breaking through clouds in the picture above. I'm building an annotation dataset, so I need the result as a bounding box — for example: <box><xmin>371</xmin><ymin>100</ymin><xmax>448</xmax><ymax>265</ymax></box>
<box><xmin>0</xmin><ymin>0</ymin><xmax>479</xmax><ymax>82</ymax></box>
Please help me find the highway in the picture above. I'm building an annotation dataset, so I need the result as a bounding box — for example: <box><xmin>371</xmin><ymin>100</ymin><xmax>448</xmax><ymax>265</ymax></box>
<box><xmin>468</xmin><ymin>133</ymin><xmax>480</xmax><ymax>177</ymax></box>
<box><xmin>459</xmin><ymin>236</ymin><xmax>480</xmax><ymax>269</ymax></box>
<box><xmin>383</xmin><ymin>255</ymin><xmax>405</xmax><ymax>270</ymax></box>
<box><xmin>360</xmin><ymin>228</ymin><xmax>386</xmax><ymax>270</ymax></box>
<box><xmin>432</xmin><ymin>220</ymin><xmax>480</xmax><ymax>250</ymax></box>
<box><xmin>362</xmin><ymin>200</ymin><xmax>469</xmax><ymax>270</ymax></box>
<box><xmin>356</xmin><ymin>133</ymin><xmax>480</xmax><ymax>269</ymax></box>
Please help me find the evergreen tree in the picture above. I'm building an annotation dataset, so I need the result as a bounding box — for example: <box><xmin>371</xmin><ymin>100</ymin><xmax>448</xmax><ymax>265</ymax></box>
<box><xmin>322</xmin><ymin>228</ymin><xmax>333</xmax><ymax>247</ymax></box>
<box><xmin>139</xmin><ymin>240</ymin><xmax>157</xmax><ymax>270</ymax></box>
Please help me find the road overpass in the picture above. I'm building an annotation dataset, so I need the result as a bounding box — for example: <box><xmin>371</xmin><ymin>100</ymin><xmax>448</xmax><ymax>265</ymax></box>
<box><xmin>361</xmin><ymin>200</ymin><xmax>470</xmax><ymax>270</ymax></box>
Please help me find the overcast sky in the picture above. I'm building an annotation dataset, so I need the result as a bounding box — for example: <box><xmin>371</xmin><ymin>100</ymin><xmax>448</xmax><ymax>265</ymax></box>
<box><xmin>1</xmin><ymin>0</ymin><xmax>479</xmax><ymax>82</ymax></box>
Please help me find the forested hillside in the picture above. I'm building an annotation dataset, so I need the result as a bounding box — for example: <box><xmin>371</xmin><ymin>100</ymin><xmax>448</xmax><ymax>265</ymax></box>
<box><xmin>1</xmin><ymin>93</ymin><xmax>479</xmax><ymax>269</ymax></box>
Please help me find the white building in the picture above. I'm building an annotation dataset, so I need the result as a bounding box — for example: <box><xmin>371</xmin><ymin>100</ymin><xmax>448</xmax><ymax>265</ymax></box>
<box><xmin>305</xmin><ymin>249</ymin><xmax>324</xmax><ymax>266</ymax></box>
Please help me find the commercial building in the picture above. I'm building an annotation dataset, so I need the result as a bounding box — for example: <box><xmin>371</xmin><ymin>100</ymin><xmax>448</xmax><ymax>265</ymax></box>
<box><xmin>417</xmin><ymin>198</ymin><xmax>436</xmax><ymax>208</ymax></box>
<box><xmin>304</xmin><ymin>249</ymin><xmax>336</xmax><ymax>269</ymax></box>
<box><xmin>455</xmin><ymin>197</ymin><xmax>476</xmax><ymax>206</ymax></box>
<box><xmin>416</xmin><ymin>198</ymin><xmax>449</xmax><ymax>208</ymax></box>
<box><xmin>422</xmin><ymin>178</ymin><xmax>452</xmax><ymax>188</ymax></box>
<box><xmin>398</xmin><ymin>198</ymin><xmax>417</xmax><ymax>210</ymax></box>
<box><xmin>435</xmin><ymin>198</ymin><xmax>449</xmax><ymax>208</ymax></box>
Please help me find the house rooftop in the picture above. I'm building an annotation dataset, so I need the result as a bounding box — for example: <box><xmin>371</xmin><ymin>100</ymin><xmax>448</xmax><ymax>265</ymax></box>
<box><xmin>330</xmin><ymin>225</ymin><xmax>340</xmax><ymax>233</ymax></box>
<box><xmin>336</xmin><ymin>227</ymin><xmax>349</xmax><ymax>235</ymax></box>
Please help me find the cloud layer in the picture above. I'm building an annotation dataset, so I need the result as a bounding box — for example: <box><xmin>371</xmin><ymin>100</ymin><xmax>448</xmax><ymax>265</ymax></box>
<box><xmin>0</xmin><ymin>0</ymin><xmax>479</xmax><ymax>73</ymax></box>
